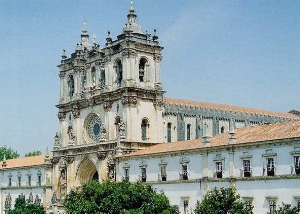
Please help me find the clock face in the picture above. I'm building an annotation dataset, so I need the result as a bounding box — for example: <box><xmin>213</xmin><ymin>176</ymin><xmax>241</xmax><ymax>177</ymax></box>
<box><xmin>86</xmin><ymin>114</ymin><xmax>102</xmax><ymax>142</ymax></box>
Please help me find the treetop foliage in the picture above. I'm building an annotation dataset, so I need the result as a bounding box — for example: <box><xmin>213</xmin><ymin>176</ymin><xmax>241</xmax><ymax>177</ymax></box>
<box><xmin>268</xmin><ymin>203</ymin><xmax>300</xmax><ymax>214</ymax></box>
<box><xmin>194</xmin><ymin>187</ymin><xmax>253</xmax><ymax>214</ymax></box>
<box><xmin>0</xmin><ymin>146</ymin><xmax>19</xmax><ymax>161</ymax></box>
<box><xmin>64</xmin><ymin>180</ymin><xmax>179</xmax><ymax>214</ymax></box>
<box><xmin>25</xmin><ymin>150</ymin><xmax>42</xmax><ymax>157</ymax></box>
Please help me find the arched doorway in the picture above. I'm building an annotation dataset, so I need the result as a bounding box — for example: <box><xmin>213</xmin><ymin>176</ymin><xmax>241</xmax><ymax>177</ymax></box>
<box><xmin>76</xmin><ymin>158</ymin><xmax>98</xmax><ymax>185</ymax></box>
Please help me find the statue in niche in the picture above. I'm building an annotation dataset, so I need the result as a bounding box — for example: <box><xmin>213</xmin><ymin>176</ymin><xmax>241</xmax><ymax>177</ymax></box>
<box><xmin>59</xmin><ymin>168</ymin><xmax>67</xmax><ymax>198</ymax></box>
<box><xmin>54</xmin><ymin>132</ymin><xmax>60</xmax><ymax>147</ymax></box>
<box><xmin>27</xmin><ymin>192</ymin><xmax>33</xmax><ymax>204</ymax></box>
<box><xmin>107</xmin><ymin>155</ymin><xmax>115</xmax><ymax>180</ymax></box>
<box><xmin>67</xmin><ymin>126</ymin><xmax>76</xmax><ymax>145</ymax></box>
<box><xmin>100</xmin><ymin>124</ymin><xmax>107</xmax><ymax>140</ymax></box>
<box><xmin>118</xmin><ymin>119</ymin><xmax>126</xmax><ymax>139</ymax></box>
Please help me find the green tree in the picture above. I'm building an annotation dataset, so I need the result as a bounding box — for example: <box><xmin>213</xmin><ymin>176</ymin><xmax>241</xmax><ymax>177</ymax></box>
<box><xmin>7</xmin><ymin>194</ymin><xmax>45</xmax><ymax>214</ymax></box>
<box><xmin>0</xmin><ymin>146</ymin><xmax>19</xmax><ymax>161</ymax></box>
<box><xmin>194</xmin><ymin>187</ymin><xmax>253</xmax><ymax>214</ymax></box>
<box><xmin>268</xmin><ymin>203</ymin><xmax>300</xmax><ymax>214</ymax></box>
<box><xmin>25</xmin><ymin>150</ymin><xmax>42</xmax><ymax>157</ymax></box>
<box><xmin>64</xmin><ymin>180</ymin><xmax>179</xmax><ymax>214</ymax></box>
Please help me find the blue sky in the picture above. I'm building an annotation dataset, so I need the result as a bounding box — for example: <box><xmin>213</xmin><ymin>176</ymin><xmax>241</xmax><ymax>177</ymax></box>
<box><xmin>0</xmin><ymin>1</ymin><xmax>299</xmax><ymax>156</ymax></box>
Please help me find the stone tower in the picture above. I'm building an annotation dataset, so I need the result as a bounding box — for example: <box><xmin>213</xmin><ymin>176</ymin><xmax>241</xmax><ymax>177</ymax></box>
<box><xmin>51</xmin><ymin>2</ymin><xmax>164</xmax><ymax>201</ymax></box>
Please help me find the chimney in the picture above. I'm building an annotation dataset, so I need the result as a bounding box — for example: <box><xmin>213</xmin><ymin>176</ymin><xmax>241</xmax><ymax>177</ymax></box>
<box><xmin>229</xmin><ymin>118</ymin><xmax>236</xmax><ymax>144</ymax></box>
<box><xmin>202</xmin><ymin>122</ymin><xmax>210</xmax><ymax>146</ymax></box>
<box><xmin>2</xmin><ymin>154</ymin><xmax>7</xmax><ymax>168</ymax></box>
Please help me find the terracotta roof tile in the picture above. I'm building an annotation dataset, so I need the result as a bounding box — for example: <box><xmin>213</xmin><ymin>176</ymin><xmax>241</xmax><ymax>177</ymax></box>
<box><xmin>164</xmin><ymin>97</ymin><xmax>299</xmax><ymax>119</ymax></box>
<box><xmin>0</xmin><ymin>155</ymin><xmax>52</xmax><ymax>169</ymax></box>
<box><xmin>124</xmin><ymin>121</ymin><xmax>300</xmax><ymax>157</ymax></box>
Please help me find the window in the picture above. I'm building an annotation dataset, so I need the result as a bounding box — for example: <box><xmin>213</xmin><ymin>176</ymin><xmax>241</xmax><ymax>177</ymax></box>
<box><xmin>8</xmin><ymin>174</ymin><xmax>12</xmax><ymax>187</ymax></box>
<box><xmin>37</xmin><ymin>170</ymin><xmax>42</xmax><ymax>186</ymax></box>
<box><xmin>243</xmin><ymin>197</ymin><xmax>253</xmax><ymax>213</ymax></box>
<box><xmin>183</xmin><ymin>200</ymin><xmax>189</xmax><ymax>214</ymax></box>
<box><xmin>116</xmin><ymin>59</ymin><xmax>122</xmax><ymax>86</ymax></box>
<box><xmin>18</xmin><ymin>173</ymin><xmax>21</xmax><ymax>187</ymax></box>
<box><xmin>220</xmin><ymin>126</ymin><xmax>225</xmax><ymax>133</ymax></box>
<box><xmin>161</xmin><ymin>165</ymin><xmax>167</xmax><ymax>181</ymax></box>
<box><xmin>27</xmin><ymin>172</ymin><xmax>32</xmax><ymax>187</ymax></box>
<box><xmin>141</xmin><ymin>168</ymin><xmax>147</xmax><ymax>182</ymax></box>
<box><xmin>181</xmin><ymin>197</ymin><xmax>190</xmax><ymax>214</ymax></box>
<box><xmin>294</xmin><ymin>156</ymin><xmax>300</xmax><ymax>175</ymax></box>
<box><xmin>167</xmin><ymin>123</ymin><xmax>172</xmax><ymax>142</ymax></box>
<box><xmin>123</xmin><ymin>162</ymin><xmax>130</xmax><ymax>181</ymax></box>
<box><xmin>263</xmin><ymin>151</ymin><xmax>276</xmax><ymax>176</ymax></box>
<box><xmin>266</xmin><ymin>158</ymin><xmax>275</xmax><ymax>176</ymax></box>
<box><xmin>216</xmin><ymin>162</ymin><xmax>223</xmax><ymax>178</ymax></box>
<box><xmin>186</xmin><ymin>124</ymin><xmax>191</xmax><ymax>140</ymax></box>
<box><xmin>182</xmin><ymin>165</ymin><xmax>188</xmax><ymax>180</ymax></box>
<box><xmin>124</xmin><ymin>168</ymin><xmax>129</xmax><ymax>180</ymax></box>
<box><xmin>267</xmin><ymin>198</ymin><xmax>277</xmax><ymax>214</ymax></box>
<box><xmin>243</xmin><ymin>159</ymin><xmax>251</xmax><ymax>177</ymax></box>
<box><xmin>139</xmin><ymin>58</ymin><xmax>147</xmax><ymax>82</ymax></box>
<box><xmin>68</xmin><ymin>75</ymin><xmax>75</xmax><ymax>98</ymax></box>
<box><xmin>141</xmin><ymin>118</ymin><xmax>149</xmax><ymax>141</ymax></box>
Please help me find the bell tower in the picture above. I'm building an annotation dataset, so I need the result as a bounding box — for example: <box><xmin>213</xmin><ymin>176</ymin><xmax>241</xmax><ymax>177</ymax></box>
<box><xmin>52</xmin><ymin>1</ymin><xmax>165</xmax><ymax>202</ymax></box>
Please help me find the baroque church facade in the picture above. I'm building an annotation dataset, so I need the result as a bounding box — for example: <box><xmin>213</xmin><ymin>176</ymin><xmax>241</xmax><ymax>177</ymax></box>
<box><xmin>1</xmin><ymin>2</ymin><xmax>300</xmax><ymax>214</ymax></box>
<box><xmin>52</xmin><ymin>2</ymin><xmax>298</xmax><ymax>202</ymax></box>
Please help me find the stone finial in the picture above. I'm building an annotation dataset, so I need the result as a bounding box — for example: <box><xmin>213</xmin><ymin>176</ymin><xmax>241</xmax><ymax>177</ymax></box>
<box><xmin>106</xmin><ymin>31</ymin><xmax>112</xmax><ymax>44</ymax></box>
<box><xmin>61</xmin><ymin>49</ymin><xmax>67</xmax><ymax>60</ymax></box>
<box><xmin>153</xmin><ymin>29</ymin><xmax>158</xmax><ymax>41</ymax></box>
<box><xmin>2</xmin><ymin>154</ymin><xmax>7</xmax><ymax>168</ymax></box>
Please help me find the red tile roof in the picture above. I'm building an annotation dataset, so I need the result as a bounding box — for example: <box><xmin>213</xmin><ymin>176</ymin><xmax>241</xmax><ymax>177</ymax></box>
<box><xmin>124</xmin><ymin>121</ymin><xmax>300</xmax><ymax>157</ymax></box>
<box><xmin>0</xmin><ymin>155</ymin><xmax>52</xmax><ymax>169</ymax></box>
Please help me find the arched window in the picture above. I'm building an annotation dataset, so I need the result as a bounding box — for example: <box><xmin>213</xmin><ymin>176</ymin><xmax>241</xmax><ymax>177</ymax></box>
<box><xmin>116</xmin><ymin>59</ymin><xmax>123</xmax><ymax>86</ymax></box>
<box><xmin>187</xmin><ymin>124</ymin><xmax>191</xmax><ymax>140</ymax></box>
<box><xmin>141</xmin><ymin>118</ymin><xmax>149</xmax><ymax>141</ymax></box>
<box><xmin>220</xmin><ymin>126</ymin><xmax>225</xmax><ymax>133</ymax></box>
<box><xmin>167</xmin><ymin>122</ymin><xmax>172</xmax><ymax>142</ymax></box>
<box><xmin>68</xmin><ymin>75</ymin><xmax>75</xmax><ymax>99</ymax></box>
<box><xmin>91</xmin><ymin>66</ymin><xmax>96</xmax><ymax>85</ymax></box>
<box><xmin>139</xmin><ymin>58</ymin><xmax>147</xmax><ymax>82</ymax></box>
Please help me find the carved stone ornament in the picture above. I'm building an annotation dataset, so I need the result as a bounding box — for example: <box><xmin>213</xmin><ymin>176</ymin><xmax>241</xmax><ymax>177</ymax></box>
<box><xmin>107</xmin><ymin>155</ymin><xmax>116</xmax><ymax>180</ymax></box>
<box><xmin>72</xmin><ymin>107</ymin><xmax>80</xmax><ymax>119</ymax></box>
<box><xmin>51</xmin><ymin>156</ymin><xmax>59</xmax><ymax>164</ymax></box>
<box><xmin>153</xmin><ymin>99</ymin><xmax>164</xmax><ymax>109</ymax></box>
<box><xmin>121</xmin><ymin>49</ymin><xmax>136</xmax><ymax>58</ymax></box>
<box><xmin>58</xmin><ymin>112</ymin><xmax>66</xmax><ymax>121</ymax></box>
<box><xmin>59</xmin><ymin>157</ymin><xmax>67</xmax><ymax>171</ymax></box>
<box><xmin>66</xmin><ymin>155</ymin><xmax>74</xmax><ymax>164</ymax></box>
<box><xmin>153</xmin><ymin>54</ymin><xmax>162</xmax><ymax>61</ymax></box>
<box><xmin>97</xmin><ymin>152</ymin><xmax>106</xmax><ymax>160</ymax></box>
<box><xmin>103</xmin><ymin>101</ymin><xmax>113</xmax><ymax>112</ymax></box>
<box><xmin>121</xmin><ymin>96</ymin><xmax>138</xmax><ymax>106</ymax></box>
<box><xmin>54</xmin><ymin>132</ymin><xmax>60</xmax><ymax>147</ymax></box>
<box><xmin>88</xmin><ymin>96</ymin><xmax>95</xmax><ymax>106</ymax></box>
